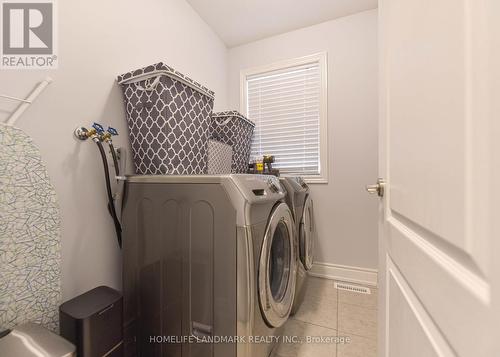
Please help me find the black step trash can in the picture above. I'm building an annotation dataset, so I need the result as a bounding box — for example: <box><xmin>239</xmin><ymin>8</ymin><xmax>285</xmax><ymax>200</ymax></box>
<box><xmin>60</xmin><ymin>286</ymin><xmax>123</xmax><ymax>357</ymax></box>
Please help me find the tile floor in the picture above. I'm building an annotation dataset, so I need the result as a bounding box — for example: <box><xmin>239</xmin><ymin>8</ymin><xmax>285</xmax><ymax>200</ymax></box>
<box><xmin>272</xmin><ymin>277</ymin><xmax>378</xmax><ymax>357</ymax></box>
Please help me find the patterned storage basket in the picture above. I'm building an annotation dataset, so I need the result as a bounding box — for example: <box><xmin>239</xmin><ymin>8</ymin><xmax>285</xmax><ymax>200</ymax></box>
<box><xmin>207</xmin><ymin>139</ymin><xmax>233</xmax><ymax>174</ymax></box>
<box><xmin>209</xmin><ymin>111</ymin><xmax>255</xmax><ymax>173</ymax></box>
<box><xmin>117</xmin><ymin>63</ymin><xmax>215</xmax><ymax>175</ymax></box>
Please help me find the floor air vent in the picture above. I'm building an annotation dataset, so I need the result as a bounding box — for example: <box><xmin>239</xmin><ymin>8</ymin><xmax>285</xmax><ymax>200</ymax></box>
<box><xmin>334</xmin><ymin>282</ymin><xmax>371</xmax><ymax>295</ymax></box>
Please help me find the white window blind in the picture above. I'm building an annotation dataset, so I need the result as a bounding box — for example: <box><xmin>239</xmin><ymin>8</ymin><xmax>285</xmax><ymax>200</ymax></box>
<box><xmin>246</xmin><ymin>61</ymin><xmax>322</xmax><ymax>176</ymax></box>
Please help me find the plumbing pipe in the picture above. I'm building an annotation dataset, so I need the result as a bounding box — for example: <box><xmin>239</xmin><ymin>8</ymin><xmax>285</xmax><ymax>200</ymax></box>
<box><xmin>74</xmin><ymin>124</ymin><xmax>123</xmax><ymax>248</ymax></box>
<box><xmin>108</xmin><ymin>143</ymin><xmax>120</xmax><ymax>176</ymax></box>
<box><xmin>95</xmin><ymin>125</ymin><xmax>120</xmax><ymax>176</ymax></box>
<box><xmin>95</xmin><ymin>138</ymin><xmax>123</xmax><ymax>248</ymax></box>
<box><xmin>104</xmin><ymin>126</ymin><xmax>120</xmax><ymax>176</ymax></box>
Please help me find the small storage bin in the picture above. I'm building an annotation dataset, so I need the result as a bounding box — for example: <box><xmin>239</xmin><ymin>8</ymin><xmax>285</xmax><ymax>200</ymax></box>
<box><xmin>118</xmin><ymin>63</ymin><xmax>215</xmax><ymax>175</ymax></box>
<box><xmin>209</xmin><ymin>111</ymin><xmax>255</xmax><ymax>173</ymax></box>
<box><xmin>59</xmin><ymin>286</ymin><xmax>122</xmax><ymax>357</ymax></box>
<box><xmin>207</xmin><ymin>139</ymin><xmax>233</xmax><ymax>174</ymax></box>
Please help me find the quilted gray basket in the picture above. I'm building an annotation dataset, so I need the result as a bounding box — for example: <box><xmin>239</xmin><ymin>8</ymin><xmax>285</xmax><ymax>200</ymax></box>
<box><xmin>207</xmin><ymin>139</ymin><xmax>232</xmax><ymax>174</ymax></box>
<box><xmin>209</xmin><ymin>111</ymin><xmax>255</xmax><ymax>173</ymax></box>
<box><xmin>118</xmin><ymin>63</ymin><xmax>215</xmax><ymax>175</ymax></box>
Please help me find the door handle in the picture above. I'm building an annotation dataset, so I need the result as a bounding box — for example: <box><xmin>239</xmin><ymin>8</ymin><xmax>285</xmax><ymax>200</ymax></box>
<box><xmin>366</xmin><ymin>178</ymin><xmax>386</xmax><ymax>197</ymax></box>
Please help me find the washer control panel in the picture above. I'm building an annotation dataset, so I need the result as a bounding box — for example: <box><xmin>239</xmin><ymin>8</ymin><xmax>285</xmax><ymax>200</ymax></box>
<box><xmin>261</xmin><ymin>175</ymin><xmax>284</xmax><ymax>194</ymax></box>
<box><xmin>290</xmin><ymin>176</ymin><xmax>308</xmax><ymax>189</ymax></box>
<box><xmin>231</xmin><ymin>174</ymin><xmax>285</xmax><ymax>199</ymax></box>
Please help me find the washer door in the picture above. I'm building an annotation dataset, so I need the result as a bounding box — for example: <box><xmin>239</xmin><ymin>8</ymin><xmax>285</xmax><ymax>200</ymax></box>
<box><xmin>258</xmin><ymin>203</ymin><xmax>297</xmax><ymax>328</ymax></box>
<box><xmin>300</xmin><ymin>195</ymin><xmax>315</xmax><ymax>270</ymax></box>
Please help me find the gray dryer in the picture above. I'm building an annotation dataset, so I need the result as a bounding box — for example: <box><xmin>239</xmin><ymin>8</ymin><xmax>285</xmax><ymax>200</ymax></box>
<box><xmin>121</xmin><ymin>174</ymin><xmax>297</xmax><ymax>357</ymax></box>
<box><xmin>279</xmin><ymin>176</ymin><xmax>316</xmax><ymax>315</ymax></box>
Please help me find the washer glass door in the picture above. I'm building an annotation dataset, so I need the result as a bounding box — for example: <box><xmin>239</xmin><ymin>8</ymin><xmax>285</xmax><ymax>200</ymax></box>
<box><xmin>258</xmin><ymin>203</ymin><xmax>296</xmax><ymax>328</ymax></box>
<box><xmin>300</xmin><ymin>195</ymin><xmax>315</xmax><ymax>270</ymax></box>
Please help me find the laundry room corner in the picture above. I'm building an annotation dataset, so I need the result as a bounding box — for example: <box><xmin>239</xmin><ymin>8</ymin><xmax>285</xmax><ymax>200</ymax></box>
<box><xmin>0</xmin><ymin>0</ymin><xmax>230</xmax><ymax>302</ymax></box>
<box><xmin>227</xmin><ymin>9</ymin><xmax>380</xmax><ymax>284</ymax></box>
<box><xmin>5</xmin><ymin>0</ymin><xmax>494</xmax><ymax>356</ymax></box>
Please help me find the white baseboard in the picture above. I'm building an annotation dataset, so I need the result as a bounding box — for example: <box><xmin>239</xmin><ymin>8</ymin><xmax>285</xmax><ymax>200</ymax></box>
<box><xmin>309</xmin><ymin>262</ymin><xmax>378</xmax><ymax>287</ymax></box>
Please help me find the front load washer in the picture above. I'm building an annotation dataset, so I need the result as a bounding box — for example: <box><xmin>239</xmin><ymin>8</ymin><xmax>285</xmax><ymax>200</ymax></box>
<box><xmin>279</xmin><ymin>176</ymin><xmax>316</xmax><ymax>315</ymax></box>
<box><xmin>121</xmin><ymin>174</ymin><xmax>296</xmax><ymax>357</ymax></box>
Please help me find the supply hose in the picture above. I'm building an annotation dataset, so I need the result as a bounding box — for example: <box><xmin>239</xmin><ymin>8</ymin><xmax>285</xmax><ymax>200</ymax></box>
<box><xmin>108</xmin><ymin>142</ymin><xmax>120</xmax><ymax>176</ymax></box>
<box><xmin>95</xmin><ymin>140</ymin><xmax>122</xmax><ymax>248</ymax></box>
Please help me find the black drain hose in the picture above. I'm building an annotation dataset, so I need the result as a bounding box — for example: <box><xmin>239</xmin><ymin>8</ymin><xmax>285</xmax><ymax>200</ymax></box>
<box><xmin>108</xmin><ymin>142</ymin><xmax>120</xmax><ymax>176</ymax></box>
<box><xmin>95</xmin><ymin>140</ymin><xmax>122</xmax><ymax>248</ymax></box>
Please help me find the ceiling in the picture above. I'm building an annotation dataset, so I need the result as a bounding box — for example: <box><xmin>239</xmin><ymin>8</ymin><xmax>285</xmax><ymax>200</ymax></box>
<box><xmin>187</xmin><ymin>0</ymin><xmax>378</xmax><ymax>48</ymax></box>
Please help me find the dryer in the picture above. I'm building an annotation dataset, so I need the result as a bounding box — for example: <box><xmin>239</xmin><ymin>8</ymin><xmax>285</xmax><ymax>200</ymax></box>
<box><xmin>121</xmin><ymin>174</ymin><xmax>296</xmax><ymax>357</ymax></box>
<box><xmin>279</xmin><ymin>176</ymin><xmax>316</xmax><ymax>315</ymax></box>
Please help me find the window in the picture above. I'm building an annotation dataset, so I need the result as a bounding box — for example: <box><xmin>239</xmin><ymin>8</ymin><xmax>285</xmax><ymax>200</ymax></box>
<box><xmin>241</xmin><ymin>53</ymin><xmax>328</xmax><ymax>183</ymax></box>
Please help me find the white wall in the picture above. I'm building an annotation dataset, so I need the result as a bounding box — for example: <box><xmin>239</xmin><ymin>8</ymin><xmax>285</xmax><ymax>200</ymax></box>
<box><xmin>228</xmin><ymin>10</ymin><xmax>379</xmax><ymax>269</ymax></box>
<box><xmin>0</xmin><ymin>3</ymin><xmax>378</xmax><ymax>302</ymax></box>
<box><xmin>0</xmin><ymin>0</ymin><xmax>228</xmax><ymax>300</ymax></box>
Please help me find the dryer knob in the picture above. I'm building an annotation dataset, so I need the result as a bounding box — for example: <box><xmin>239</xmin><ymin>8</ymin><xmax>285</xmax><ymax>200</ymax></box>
<box><xmin>297</xmin><ymin>177</ymin><xmax>307</xmax><ymax>188</ymax></box>
<box><xmin>269</xmin><ymin>181</ymin><xmax>280</xmax><ymax>193</ymax></box>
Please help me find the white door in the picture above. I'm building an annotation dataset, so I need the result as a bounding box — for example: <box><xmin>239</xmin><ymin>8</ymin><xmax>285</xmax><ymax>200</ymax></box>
<box><xmin>376</xmin><ymin>1</ymin><xmax>500</xmax><ymax>356</ymax></box>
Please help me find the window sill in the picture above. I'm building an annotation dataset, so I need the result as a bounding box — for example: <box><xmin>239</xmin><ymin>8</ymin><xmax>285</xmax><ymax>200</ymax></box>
<box><xmin>280</xmin><ymin>173</ymin><xmax>328</xmax><ymax>184</ymax></box>
<box><xmin>303</xmin><ymin>177</ymin><xmax>328</xmax><ymax>184</ymax></box>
